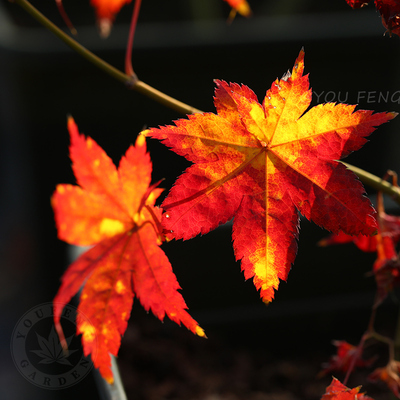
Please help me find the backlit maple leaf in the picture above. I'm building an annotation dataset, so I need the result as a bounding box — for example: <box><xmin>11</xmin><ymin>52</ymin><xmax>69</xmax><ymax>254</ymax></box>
<box><xmin>144</xmin><ymin>50</ymin><xmax>396</xmax><ymax>303</ymax></box>
<box><xmin>52</xmin><ymin>117</ymin><xmax>204</xmax><ymax>384</ymax></box>
<box><xmin>321</xmin><ymin>377</ymin><xmax>374</xmax><ymax>400</ymax></box>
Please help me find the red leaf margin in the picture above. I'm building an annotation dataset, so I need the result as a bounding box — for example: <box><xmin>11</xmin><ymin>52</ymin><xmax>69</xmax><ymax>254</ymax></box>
<box><xmin>52</xmin><ymin>118</ymin><xmax>205</xmax><ymax>383</ymax></box>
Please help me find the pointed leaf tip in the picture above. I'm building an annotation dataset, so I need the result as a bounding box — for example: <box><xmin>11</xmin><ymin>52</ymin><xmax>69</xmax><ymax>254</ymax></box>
<box><xmin>136</xmin><ymin>134</ymin><xmax>146</xmax><ymax>147</ymax></box>
<box><xmin>67</xmin><ymin>116</ymin><xmax>78</xmax><ymax>135</ymax></box>
<box><xmin>53</xmin><ymin>119</ymin><xmax>202</xmax><ymax>383</ymax></box>
<box><xmin>196</xmin><ymin>325</ymin><xmax>206</xmax><ymax>338</ymax></box>
<box><xmin>145</xmin><ymin>49</ymin><xmax>395</xmax><ymax>303</ymax></box>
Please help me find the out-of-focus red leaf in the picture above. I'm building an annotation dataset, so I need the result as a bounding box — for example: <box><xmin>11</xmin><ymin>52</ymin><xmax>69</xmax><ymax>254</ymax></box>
<box><xmin>345</xmin><ymin>0</ymin><xmax>400</xmax><ymax>37</ymax></box>
<box><xmin>223</xmin><ymin>0</ymin><xmax>252</xmax><ymax>17</ymax></box>
<box><xmin>318</xmin><ymin>212</ymin><xmax>400</xmax><ymax>252</ymax></box>
<box><xmin>345</xmin><ymin>0</ymin><xmax>372</xmax><ymax>8</ymax></box>
<box><xmin>91</xmin><ymin>0</ymin><xmax>132</xmax><ymax>37</ymax></box>
<box><xmin>318</xmin><ymin>230</ymin><xmax>376</xmax><ymax>252</ymax></box>
<box><xmin>321</xmin><ymin>377</ymin><xmax>374</xmax><ymax>400</ymax></box>
<box><xmin>375</xmin><ymin>0</ymin><xmax>400</xmax><ymax>37</ymax></box>
<box><xmin>319</xmin><ymin>178</ymin><xmax>400</xmax><ymax>306</ymax></box>
<box><xmin>373</xmin><ymin>253</ymin><xmax>400</xmax><ymax>306</ymax></box>
<box><xmin>320</xmin><ymin>340</ymin><xmax>376</xmax><ymax>376</ymax></box>
<box><xmin>369</xmin><ymin>360</ymin><xmax>400</xmax><ymax>397</ymax></box>
<box><xmin>52</xmin><ymin>118</ymin><xmax>204</xmax><ymax>384</ymax></box>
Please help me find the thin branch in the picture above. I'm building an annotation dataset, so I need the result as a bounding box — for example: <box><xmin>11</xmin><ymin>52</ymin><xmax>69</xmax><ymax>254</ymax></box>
<box><xmin>10</xmin><ymin>0</ymin><xmax>400</xmax><ymax>202</ymax></box>
<box><xmin>343</xmin><ymin>162</ymin><xmax>400</xmax><ymax>205</ymax></box>
<box><xmin>12</xmin><ymin>0</ymin><xmax>202</xmax><ymax>115</ymax></box>
<box><xmin>125</xmin><ymin>0</ymin><xmax>142</xmax><ymax>77</ymax></box>
<box><xmin>55</xmin><ymin>0</ymin><xmax>77</xmax><ymax>35</ymax></box>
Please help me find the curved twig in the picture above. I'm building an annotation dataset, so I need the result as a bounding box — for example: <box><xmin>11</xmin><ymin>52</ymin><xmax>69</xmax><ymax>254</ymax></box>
<box><xmin>13</xmin><ymin>0</ymin><xmax>202</xmax><ymax>115</ymax></box>
<box><xmin>11</xmin><ymin>0</ymin><xmax>400</xmax><ymax>204</ymax></box>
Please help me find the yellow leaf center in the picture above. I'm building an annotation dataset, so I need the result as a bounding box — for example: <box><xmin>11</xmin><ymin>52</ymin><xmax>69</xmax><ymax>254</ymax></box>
<box><xmin>99</xmin><ymin>218</ymin><xmax>126</xmax><ymax>236</ymax></box>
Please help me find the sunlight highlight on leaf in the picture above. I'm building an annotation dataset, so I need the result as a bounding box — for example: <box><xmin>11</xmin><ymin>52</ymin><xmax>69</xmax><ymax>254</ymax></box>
<box><xmin>53</xmin><ymin>118</ymin><xmax>204</xmax><ymax>384</ymax></box>
<box><xmin>145</xmin><ymin>49</ymin><xmax>396</xmax><ymax>303</ymax></box>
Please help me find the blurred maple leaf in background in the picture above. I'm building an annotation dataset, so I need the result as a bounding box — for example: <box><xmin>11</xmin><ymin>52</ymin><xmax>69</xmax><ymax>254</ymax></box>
<box><xmin>56</xmin><ymin>0</ymin><xmax>252</xmax><ymax>37</ymax></box>
<box><xmin>91</xmin><ymin>0</ymin><xmax>132</xmax><ymax>37</ymax></box>
<box><xmin>320</xmin><ymin>340</ymin><xmax>376</xmax><ymax>377</ymax></box>
<box><xmin>345</xmin><ymin>0</ymin><xmax>400</xmax><ymax>37</ymax></box>
<box><xmin>223</xmin><ymin>0</ymin><xmax>252</xmax><ymax>18</ymax></box>
<box><xmin>319</xmin><ymin>171</ymin><xmax>400</xmax><ymax>306</ymax></box>
<box><xmin>369</xmin><ymin>360</ymin><xmax>400</xmax><ymax>397</ymax></box>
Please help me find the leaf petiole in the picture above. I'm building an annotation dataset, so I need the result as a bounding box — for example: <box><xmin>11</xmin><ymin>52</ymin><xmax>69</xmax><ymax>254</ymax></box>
<box><xmin>143</xmin><ymin>205</ymin><xmax>165</xmax><ymax>242</ymax></box>
<box><xmin>12</xmin><ymin>0</ymin><xmax>202</xmax><ymax>115</ymax></box>
<box><xmin>125</xmin><ymin>0</ymin><xmax>142</xmax><ymax>77</ymax></box>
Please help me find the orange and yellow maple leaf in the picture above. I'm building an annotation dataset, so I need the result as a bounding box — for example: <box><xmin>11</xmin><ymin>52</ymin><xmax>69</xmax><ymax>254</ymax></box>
<box><xmin>224</xmin><ymin>0</ymin><xmax>252</xmax><ymax>18</ymax></box>
<box><xmin>144</xmin><ymin>50</ymin><xmax>396</xmax><ymax>303</ymax></box>
<box><xmin>52</xmin><ymin>117</ymin><xmax>204</xmax><ymax>384</ymax></box>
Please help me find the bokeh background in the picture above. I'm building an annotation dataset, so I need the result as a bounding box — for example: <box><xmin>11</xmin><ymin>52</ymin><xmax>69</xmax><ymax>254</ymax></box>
<box><xmin>1</xmin><ymin>0</ymin><xmax>400</xmax><ymax>399</ymax></box>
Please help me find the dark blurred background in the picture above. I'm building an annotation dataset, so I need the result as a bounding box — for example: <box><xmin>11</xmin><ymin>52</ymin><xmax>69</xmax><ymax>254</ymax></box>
<box><xmin>1</xmin><ymin>0</ymin><xmax>400</xmax><ymax>399</ymax></box>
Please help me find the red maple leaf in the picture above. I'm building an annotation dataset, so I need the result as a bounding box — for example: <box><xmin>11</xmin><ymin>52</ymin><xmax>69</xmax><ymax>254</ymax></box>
<box><xmin>144</xmin><ymin>50</ymin><xmax>396</xmax><ymax>303</ymax></box>
<box><xmin>320</xmin><ymin>340</ymin><xmax>376</xmax><ymax>376</ymax></box>
<box><xmin>223</xmin><ymin>0</ymin><xmax>252</xmax><ymax>17</ymax></box>
<box><xmin>319</xmin><ymin>172</ymin><xmax>400</xmax><ymax>306</ymax></box>
<box><xmin>52</xmin><ymin>118</ymin><xmax>205</xmax><ymax>384</ymax></box>
<box><xmin>375</xmin><ymin>0</ymin><xmax>400</xmax><ymax>37</ymax></box>
<box><xmin>55</xmin><ymin>0</ymin><xmax>131</xmax><ymax>37</ymax></box>
<box><xmin>369</xmin><ymin>360</ymin><xmax>400</xmax><ymax>397</ymax></box>
<box><xmin>345</xmin><ymin>0</ymin><xmax>400</xmax><ymax>37</ymax></box>
<box><xmin>321</xmin><ymin>377</ymin><xmax>374</xmax><ymax>400</ymax></box>
<box><xmin>90</xmin><ymin>0</ymin><xmax>132</xmax><ymax>37</ymax></box>
<box><xmin>318</xmin><ymin>212</ymin><xmax>400</xmax><ymax>253</ymax></box>
<box><xmin>345</xmin><ymin>0</ymin><xmax>372</xmax><ymax>8</ymax></box>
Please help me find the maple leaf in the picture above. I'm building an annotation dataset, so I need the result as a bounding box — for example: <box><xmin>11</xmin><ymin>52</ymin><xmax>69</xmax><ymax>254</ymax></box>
<box><xmin>319</xmin><ymin>172</ymin><xmax>400</xmax><ymax>306</ymax></box>
<box><xmin>91</xmin><ymin>0</ymin><xmax>132</xmax><ymax>37</ymax></box>
<box><xmin>223</xmin><ymin>0</ymin><xmax>252</xmax><ymax>18</ymax></box>
<box><xmin>52</xmin><ymin>117</ymin><xmax>205</xmax><ymax>384</ymax></box>
<box><xmin>144</xmin><ymin>50</ymin><xmax>396</xmax><ymax>303</ymax></box>
<box><xmin>369</xmin><ymin>360</ymin><xmax>400</xmax><ymax>397</ymax></box>
<box><xmin>373</xmin><ymin>240</ymin><xmax>400</xmax><ymax>306</ymax></box>
<box><xmin>318</xmin><ymin>213</ymin><xmax>400</xmax><ymax>252</ymax></box>
<box><xmin>375</xmin><ymin>0</ymin><xmax>400</xmax><ymax>37</ymax></box>
<box><xmin>345</xmin><ymin>0</ymin><xmax>400</xmax><ymax>37</ymax></box>
<box><xmin>55</xmin><ymin>0</ymin><xmax>131</xmax><ymax>37</ymax></box>
<box><xmin>321</xmin><ymin>377</ymin><xmax>374</xmax><ymax>400</ymax></box>
<box><xmin>320</xmin><ymin>340</ymin><xmax>376</xmax><ymax>377</ymax></box>
<box><xmin>345</xmin><ymin>0</ymin><xmax>372</xmax><ymax>8</ymax></box>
